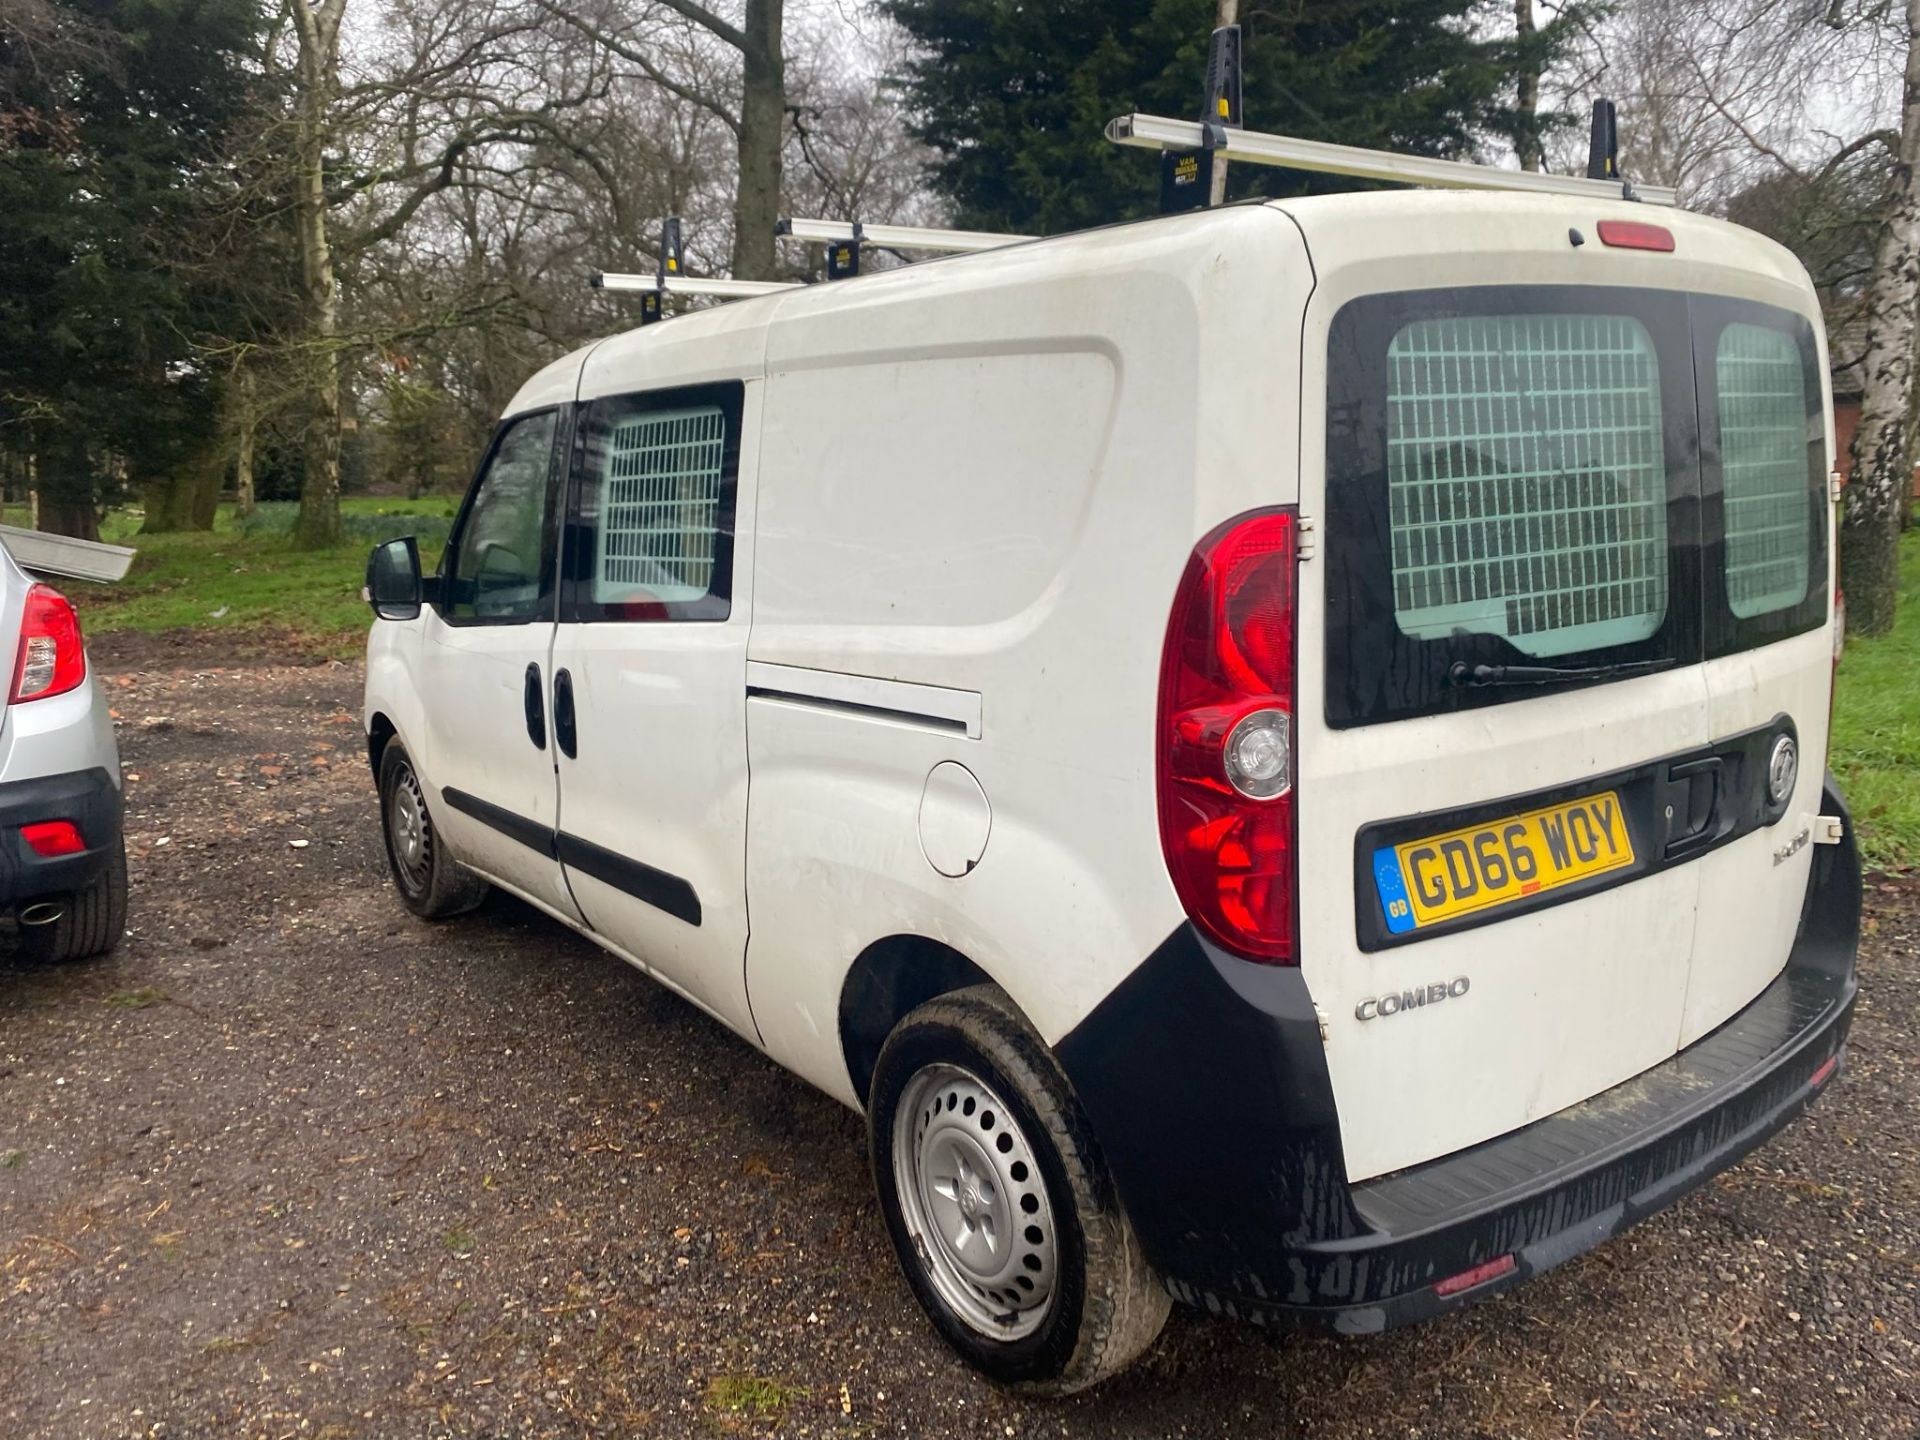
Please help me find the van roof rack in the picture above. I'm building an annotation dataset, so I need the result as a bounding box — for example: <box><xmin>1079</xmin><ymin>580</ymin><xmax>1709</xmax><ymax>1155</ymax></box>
<box><xmin>1105</xmin><ymin>112</ymin><xmax>1677</xmax><ymax>208</ymax></box>
<box><xmin>776</xmin><ymin>218</ymin><xmax>1032</xmax><ymax>280</ymax></box>
<box><xmin>594</xmin><ymin>41</ymin><xmax>1674</xmax><ymax>324</ymax></box>
<box><xmin>591</xmin><ymin>215</ymin><xmax>803</xmax><ymax>323</ymax></box>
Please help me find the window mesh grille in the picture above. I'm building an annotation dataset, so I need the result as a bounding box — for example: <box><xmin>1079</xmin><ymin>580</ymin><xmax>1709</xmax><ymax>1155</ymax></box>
<box><xmin>1717</xmin><ymin>323</ymin><xmax>1811</xmax><ymax>618</ymax></box>
<box><xmin>1385</xmin><ymin>314</ymin><xmax>1669</xmax><ymax>657</ymax></box>
<box><xmin>596</xmin><ymin>406</ymin><xmax>725</xmax><ymax>602</ymax></box>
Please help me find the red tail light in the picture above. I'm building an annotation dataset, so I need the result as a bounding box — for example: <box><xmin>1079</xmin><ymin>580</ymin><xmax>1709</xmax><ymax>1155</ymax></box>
<box><xmin>1157</xmin><ymin>510</ymin><xmax>1299</xmax><ymax>963</ymax></box>
<box><xmin>10</xmin><ymin>584</ymin><xmax>86</xmax><ymax>704</ymax></box>
<box><xmin>21</xmin><ymin>820</ymin><xmax>85</xmax><ymax>857</ymax></box>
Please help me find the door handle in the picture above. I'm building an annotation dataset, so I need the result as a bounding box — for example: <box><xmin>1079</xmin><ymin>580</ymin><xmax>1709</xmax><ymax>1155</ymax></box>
<box><xmin>523</xmin><ymin>663</ymin><xmax>547</xmax><ymax>750</ymax></box>
<box><xmin>1661</xmin><ymin>756</ymin><xmax>1722</xmax><ymax>857</ymax></box>
<box><xmin>553</xmin><ymin>667</ymin><xmax>578</xmax><ymax>759</ymax></box>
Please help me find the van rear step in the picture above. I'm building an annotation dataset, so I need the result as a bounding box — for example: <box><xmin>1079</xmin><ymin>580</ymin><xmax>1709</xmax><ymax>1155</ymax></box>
<box><xmin>1353</xmin><ymin>952</ymin><xmax>1850</xmax><ymax>1239</ymax></box>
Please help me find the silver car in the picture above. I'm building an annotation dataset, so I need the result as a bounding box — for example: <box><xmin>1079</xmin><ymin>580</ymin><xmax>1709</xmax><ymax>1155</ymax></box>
<box><xmin>0</xmin><ymin>536</ymin><xmax>126</xmax><ymax>962</ymax></box>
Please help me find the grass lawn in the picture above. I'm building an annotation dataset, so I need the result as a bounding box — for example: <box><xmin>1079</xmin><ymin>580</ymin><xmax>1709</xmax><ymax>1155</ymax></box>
<box><xmin>24</xmin><ymin>499</ymin><xmax>1920</xmax><ymax>871</ymax></box>
<box><xmin>1831</xmin><ymin>528</ymin><xmax>1920</xmax><ymax>873</ymax></box>
<box><xmin>64</xmin><ymin>497</ymin><xmax>455</xmax><ymax>659</ymax></box>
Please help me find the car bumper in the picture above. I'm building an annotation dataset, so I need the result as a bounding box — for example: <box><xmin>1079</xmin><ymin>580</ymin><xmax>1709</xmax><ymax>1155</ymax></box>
<box><xmin>0</xmin><ymin>766</ymin><xmax>123</xmax><ymax>909</ymax></box>
<box><xmin>1056</xmin><ymin>775</ymin><xmax>1862</xmax><ymax>1333</ymax></box>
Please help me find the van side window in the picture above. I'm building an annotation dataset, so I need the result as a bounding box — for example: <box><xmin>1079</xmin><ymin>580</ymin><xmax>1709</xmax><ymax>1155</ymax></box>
<box><xmin>1717</xmin><ymin>323</ymin><xmax>1813</xmax><ymax>619</ymax></box>
<box><xmin>562</xmin><ymin>382</ymin><xmax>742</xmax><ymax>622</ymax></box>
<box><xmin>442</xmin><ymin>410</ymin><xmax>560</xmax><ymax>623</ymax></box>
<box><xmin>1384</xmin><ymin>313</ymin><xmax>1669</xmax><ymax>657</ymax></box>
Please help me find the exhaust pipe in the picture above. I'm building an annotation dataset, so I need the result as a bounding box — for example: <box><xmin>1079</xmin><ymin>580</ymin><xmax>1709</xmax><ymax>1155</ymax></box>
<box><xmin>19</xmin><ymin>902</ymin><xmax>65</xmax><ymax>927</ymax></box>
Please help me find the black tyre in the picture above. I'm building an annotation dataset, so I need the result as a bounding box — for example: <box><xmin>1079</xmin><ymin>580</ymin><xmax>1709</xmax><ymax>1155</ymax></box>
<box><xmin>378</xmin><ymin>741</ymin><xmax>488</xmax><ymax>920</ymax></box>
<box><xmin>868</xmin><ymin>984</ymin><xmax>1170</xmax><ymax>1394</ymax></box>
<box><xmin>13</xmin><ymin>836</ymin><xmax>128</xmax><ymax>963</ymax></box>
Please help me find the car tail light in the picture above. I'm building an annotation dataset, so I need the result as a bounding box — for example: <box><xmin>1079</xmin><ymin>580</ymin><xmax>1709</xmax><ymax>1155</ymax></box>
<box><xmin>1596</xmin><ymin>220</ymin><xmax>1675</xmax><ymax>252</ymax></box>
<box><xmin>20</xmin><ymin>820</ymin><xmax>85</xmax><ymax>857</ymax></box>
<box><xmin>10</xmin><ymin>584</ymin><xmax>86</xmax><ymax>704</ymax></box>
<box><xmin>1157</xmin><ymin>509</ymin><xmax>1299</xmax><ymax>963</ymax></box>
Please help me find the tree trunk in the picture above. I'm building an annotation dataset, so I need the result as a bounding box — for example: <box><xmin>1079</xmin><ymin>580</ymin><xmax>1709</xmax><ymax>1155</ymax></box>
<box><xmin>140</xmin><ymin>475</ymin><xmax>189</xmax><ymax>533</ymax></box>
<box><xmin>728</xmin><ymin>0</ymin><xmax>784</xmax><ymax>282</ymax></box>
<box><xmin>1842</xmin><ymin>0</ymin><xmax>1920</xmax><ymax>637</ymax></box>
<box><xmin>187</xmin><ymin>450</ymin><xmax>221</xmax><ymax>530</ymax></box>
<box><xmin>291</xmin><ymin>0</ymin><xmax>344</xmax><ymax>549</ymax></box>
<box><xmin>38</xmin><ymin>433</ymin><xmax>101</xmax><ymax>541</ymax></box>
<box><xmin>234</xmin><ymin>364</ymin><xmax>258</xmax><ymax>517</ymax></box>
<box><xmin>1514</xmin><ymin>0</ymin><xmax>1542</xmax><ymax>172</ymax></box>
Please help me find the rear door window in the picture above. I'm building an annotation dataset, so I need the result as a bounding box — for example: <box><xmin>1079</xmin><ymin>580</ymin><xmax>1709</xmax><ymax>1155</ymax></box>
<box><xmin>1694</xmin><ymin>299</ymin><xmax>1827</xmax><ymax>655</ymax></box>
<box><xmin>1325</xmin><ymin>286</ymin><xmax>1703</xmax><ymax>727</ymax></box>
<box><xmin>1385</xmin><ymin>313</ymin><xmax>1670</xmax><ymax>657</ymax></box>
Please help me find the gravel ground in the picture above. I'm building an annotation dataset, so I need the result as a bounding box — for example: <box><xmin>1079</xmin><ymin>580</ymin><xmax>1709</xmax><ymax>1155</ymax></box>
<box><xmin>1</xmin><ymin>649</ymin><xmax>1915</xmax><ymax>1440</ymax></box>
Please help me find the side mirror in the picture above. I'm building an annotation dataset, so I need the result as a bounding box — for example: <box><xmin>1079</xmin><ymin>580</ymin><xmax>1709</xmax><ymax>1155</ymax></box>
<box><xmin>366</xmin><ymin>536</ymin><xmax>423</xmax><ymax>620</ymax></box>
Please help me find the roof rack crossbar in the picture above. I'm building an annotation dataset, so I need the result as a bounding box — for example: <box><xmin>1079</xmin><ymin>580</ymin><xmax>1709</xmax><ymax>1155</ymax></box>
<box><xmin>776</xmin><ymin>218</ymin><xmax>1033</xmax><ymax>254</ymax></box>
<box><xmin>592</xmin><ymin>272</ymin><xmax>801</xmax><ymax>299</ymax></box>
<box><xmin>1106</xmin><ymin>113</ymin><xmax>1678</xmax><ymax>208</ymax></box>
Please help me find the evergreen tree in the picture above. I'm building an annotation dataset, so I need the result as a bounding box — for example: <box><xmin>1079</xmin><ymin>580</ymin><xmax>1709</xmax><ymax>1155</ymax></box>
<box><xmin>884</xmin><ymin>0</ymin><xmax>1586</xmax><ymax>235</ymax></box>
<box><xmin>0</xmin><ymin>0</ymin><xmax>262</xmax><ymax>536</ymax></box>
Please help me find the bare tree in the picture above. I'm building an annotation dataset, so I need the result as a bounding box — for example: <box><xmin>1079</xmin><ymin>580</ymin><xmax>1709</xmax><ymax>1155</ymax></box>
<box><xmin>538</xmin><ymin>0</ymin><xmax>786</xmax><ymax>280</ymax></box>
<box><xmin>1552</xmin><ymin>0</ymin><xmax>1913</xmax><ymax>630</ymax></box>
<box><xmin>1844</xmin><ymin>0</ymin><xmax>1920</xmax><ymax>635</ymax></box>
<box><xmin>1515</xmin><ymin>0</ymin><xmax>1542</xmax><ymax>171</ymax></box>
<box><xmin>287</xmin><ymin>0</ymin><xmax>349</xmax><ymax>547</ymax></box>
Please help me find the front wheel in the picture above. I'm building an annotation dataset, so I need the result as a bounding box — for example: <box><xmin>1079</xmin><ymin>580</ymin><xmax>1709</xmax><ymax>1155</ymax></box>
<box><xmin>378</xmin><ymin>741</ymin><xmax>488</xmax><ymax>920</ymax></box>
<box><xmin>868</xmin><ymin>985</ymin><xmax>1170</xmax><ymax>1394</ymax></box>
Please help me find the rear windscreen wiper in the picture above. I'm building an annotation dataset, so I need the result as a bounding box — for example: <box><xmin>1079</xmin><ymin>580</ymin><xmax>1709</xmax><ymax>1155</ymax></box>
<box><xmin>1449</xmin><ymin>658</ymin><xmax>1674</xmax><ymax>688</ymax></box>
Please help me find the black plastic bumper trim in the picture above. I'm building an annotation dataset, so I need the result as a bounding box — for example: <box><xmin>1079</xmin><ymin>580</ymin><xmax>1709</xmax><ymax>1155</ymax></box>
<box><xmin>0</xmin><ymin>766</ymin><xmax>122</xmax><ymax>908</ymax></box>
<box><xmin>1058</xmin><ymin>772</ymin><xmax>1861</xmax><ymax>1334</ymax></box>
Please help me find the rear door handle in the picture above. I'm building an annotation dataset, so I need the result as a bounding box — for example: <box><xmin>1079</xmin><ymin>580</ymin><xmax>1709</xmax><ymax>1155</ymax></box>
<box><xmin>1661</xmin><ymin>756</ymin><xmax>1722</xmax><ymax>857</ymax></box>
<box><xmin>523</xmin><ymin>663</ymin><xmax>546</xmax><ymax>750</ymax></box>
<box><xmin>552</xmin><ymin>667</ymin><xmax>578</xmax><ymax>759</ymax></box>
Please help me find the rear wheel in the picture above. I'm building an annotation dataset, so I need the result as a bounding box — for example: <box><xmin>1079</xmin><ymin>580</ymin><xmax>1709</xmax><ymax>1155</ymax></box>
<box><xmin>13</xmin><ymin>837</ymin><xmax>127</xmax><ymax>963</ymax></box>
<box><xmin>379</xmin><ymin>741</ymin><xmax>488</xmax><ymax>920</ymax></box>
<box><xmin>868</xmin><ymin>985</ymin><xmax>1169</xmax><ymax>1394</ymax></box>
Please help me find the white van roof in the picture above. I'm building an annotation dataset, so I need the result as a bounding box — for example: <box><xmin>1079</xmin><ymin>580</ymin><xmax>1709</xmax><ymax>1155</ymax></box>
<box><xmin>502</xmin><ymin>193</ymin><xmax>1817</xmax><ymax>418</ymax></box>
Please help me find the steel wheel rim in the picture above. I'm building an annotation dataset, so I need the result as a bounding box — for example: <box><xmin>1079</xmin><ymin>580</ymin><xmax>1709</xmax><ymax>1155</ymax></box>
<box><xmin>892</xmin><ymin>1062</ymin><xmax>1058</xmax><ymax>1341</ymax></box>
<box><xmin>387</xmin><ymin>761</ymin><xmax>432</xmax><ymax>893</ymax></box>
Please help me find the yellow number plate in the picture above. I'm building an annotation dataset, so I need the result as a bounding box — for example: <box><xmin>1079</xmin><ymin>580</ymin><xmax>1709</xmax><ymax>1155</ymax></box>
<box><xmin>1372</xmin><ymin>790</ymin><xmax>1635</xmax><ymax>935</ymax></box>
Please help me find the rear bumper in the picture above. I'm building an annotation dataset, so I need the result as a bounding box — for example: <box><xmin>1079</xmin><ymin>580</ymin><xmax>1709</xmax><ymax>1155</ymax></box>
<box><xmin>0</xmin><ymin>767</ymin><xmax>122</xmax><ymax>909</ymax></box>
<box><xmin>1056</xmin><ymin>775</ymin><xmax>1861</xmax><ymax>1333</ymax></box>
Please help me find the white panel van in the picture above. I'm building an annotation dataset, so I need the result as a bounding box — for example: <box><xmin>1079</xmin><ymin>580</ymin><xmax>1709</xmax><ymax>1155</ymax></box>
<box><xmin>362</xmin><ymin>195</ymin><xmax>1860</xmax><ymax>1393</ymax></box>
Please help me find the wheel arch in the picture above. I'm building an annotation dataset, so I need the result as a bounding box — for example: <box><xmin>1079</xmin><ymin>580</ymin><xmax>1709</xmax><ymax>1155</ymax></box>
<box><xmin>838</xmin><ymin>934</ymin><xmax>997</xmax><ymax>1108</ymax></box>
<box><xmin>366</xmin><ymin>711</ymin><xmax>398</xmax><ymax>780</ymax></box>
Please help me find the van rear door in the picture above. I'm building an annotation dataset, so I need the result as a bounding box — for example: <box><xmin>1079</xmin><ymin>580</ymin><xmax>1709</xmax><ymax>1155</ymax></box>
<box><xmin>1682</xmin><ymin>300</ymin><xmax>1834</xmax><ymax>1041</ymax></box>
<box><xmin>1281</xmin><ymin>197</ymin><xmax>1828</xmax><ymax>1183</ymax></box>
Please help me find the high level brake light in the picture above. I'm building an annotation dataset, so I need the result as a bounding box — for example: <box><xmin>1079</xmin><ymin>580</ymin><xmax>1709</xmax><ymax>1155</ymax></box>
<box><xmin>9</xmin><ymin>584</ymin><xmax>87</xmax><ymax>704</ymax></box>
<box><xmin>1595</xmin><ymin>220</ymin><xmax>1675</xmax><ymax>252</ymax></box>
<box><xmin>1157</xmin><ymin>510</ymin><xmax>1300</xmax><ymax>963</ymax></box>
